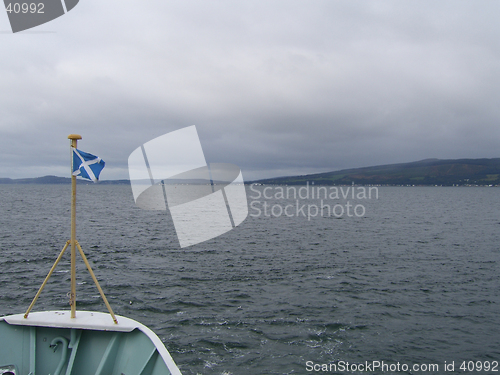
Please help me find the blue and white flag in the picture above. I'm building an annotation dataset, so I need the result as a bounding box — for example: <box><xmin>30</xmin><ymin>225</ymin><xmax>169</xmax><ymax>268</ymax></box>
<box><xmin>72</xmin><ymin>148</ymin><xmax>105</xmax><ymax>182</ymax></box>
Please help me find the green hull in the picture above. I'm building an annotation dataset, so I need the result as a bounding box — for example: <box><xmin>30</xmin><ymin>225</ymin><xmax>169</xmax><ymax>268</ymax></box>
<box><xmin>0</xmin><ymin>311</ymin><xmax>181</xmax><ymax>375</ymax></box>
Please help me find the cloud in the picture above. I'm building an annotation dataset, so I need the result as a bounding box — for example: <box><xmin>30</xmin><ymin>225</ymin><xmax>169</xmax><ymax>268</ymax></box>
<box><xmin>1</xmin><ymin>0</ymin><xmax>499</xmax><ymax>180</ymax></box>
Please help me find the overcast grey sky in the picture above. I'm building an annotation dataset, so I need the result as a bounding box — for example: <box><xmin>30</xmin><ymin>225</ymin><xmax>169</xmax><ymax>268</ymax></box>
<box><xmin>1</xmin><ymin>0</ymin><xmax>499</xmax><ymax>180</ymax></box>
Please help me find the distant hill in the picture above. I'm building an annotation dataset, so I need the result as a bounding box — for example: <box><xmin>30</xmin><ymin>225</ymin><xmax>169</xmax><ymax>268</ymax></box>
<box><xmin>251</xmin><ymin>158</ymin><xmax>500</xmax><ymax>186</ymax></box>
<box><xmin>0</xmin><ymin>176</ymin><xmax>130</xmax><ymax>185</ymax></box>
<box><xmin>2</xmin><ymin>158</ymin><xmax>500</xmax><ymax>186</ymax></box>
<box><xmin>0</xmin><ymin>176</ymin><xmax>216</xmax><ymax>185</ymax></box>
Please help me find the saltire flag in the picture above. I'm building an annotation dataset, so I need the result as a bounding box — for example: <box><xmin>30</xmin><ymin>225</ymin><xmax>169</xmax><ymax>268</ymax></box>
<box><xmin>72</xmin><ymin>148</ymin><xmax>105</xmax><ymax>182</ymax></box>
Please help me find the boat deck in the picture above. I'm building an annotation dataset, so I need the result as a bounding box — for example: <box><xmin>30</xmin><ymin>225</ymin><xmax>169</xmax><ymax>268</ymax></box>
<box><xmin>0</xmin><ymin>311</ymin><xmax>181</xmax><ymax>375</ymax></box>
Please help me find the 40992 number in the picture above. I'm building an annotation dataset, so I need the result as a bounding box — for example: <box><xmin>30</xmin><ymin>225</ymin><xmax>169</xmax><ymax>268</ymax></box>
<box><xmin>5</xmin><ymin>3</ymin><xmax>45</xmax><ymax>14</ymax></box>
<box><xmin>460</xmin><ymin>361</ymin><xmax>498</xmax><ymax>372</ymax></box>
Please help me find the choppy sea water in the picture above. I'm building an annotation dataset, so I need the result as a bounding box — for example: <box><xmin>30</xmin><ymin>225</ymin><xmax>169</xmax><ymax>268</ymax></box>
<box><xmin>0</xmin><ymin>184</ymin><xmax>499</xmax><ymax>374</ymax></box>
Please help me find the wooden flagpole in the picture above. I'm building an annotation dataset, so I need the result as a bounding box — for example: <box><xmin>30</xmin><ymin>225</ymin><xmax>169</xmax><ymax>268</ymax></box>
<box><xmin>24</xmin><ymin>134</ymin><xmax>117</xmax><ymax>324</ymax></box>
<box><xmin>68</xmin><ymin>134</ymin><xmax>81</xmax><ymax>318</ymax></box>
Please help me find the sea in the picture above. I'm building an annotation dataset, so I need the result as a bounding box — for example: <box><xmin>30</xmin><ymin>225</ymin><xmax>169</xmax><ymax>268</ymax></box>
<box><xmin>0</xmin><ymin>184</ymin><xmax>499</xmax><ymax>375</ymax></box>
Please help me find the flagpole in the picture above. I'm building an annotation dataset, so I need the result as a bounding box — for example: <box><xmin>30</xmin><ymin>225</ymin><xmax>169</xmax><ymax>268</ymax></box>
<box><xmin>68</xmin><ymin>134</ymin><xmax>81</xmax><ymax>319</ymax></box>
<box><xmin>24</xmin><ymin>136</ymin><xmax>116</xmax><ymax>323</ymax></box>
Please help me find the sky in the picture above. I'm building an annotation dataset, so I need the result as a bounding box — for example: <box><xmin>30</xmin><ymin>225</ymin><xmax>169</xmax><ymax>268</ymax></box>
<box><xmin>1</xmin><ymin>0</ymin><xmax>499</xmax><ymax>181</ymax></box>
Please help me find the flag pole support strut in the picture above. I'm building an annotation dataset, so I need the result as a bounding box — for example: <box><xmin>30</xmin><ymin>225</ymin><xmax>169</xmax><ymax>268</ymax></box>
<box><xmin>23</xmin><ymin>134</ymin><xmax>117</xmax><ymax>324</ymax></box>
<box><xmin>75</xmin><ymin>241</ymin><xmax>117</xmax><ymax>324</ymax></box>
